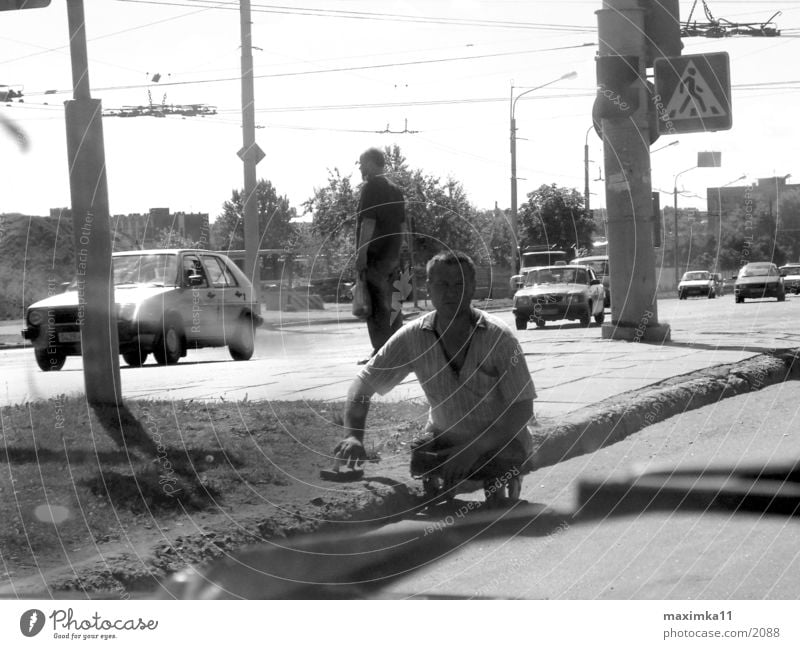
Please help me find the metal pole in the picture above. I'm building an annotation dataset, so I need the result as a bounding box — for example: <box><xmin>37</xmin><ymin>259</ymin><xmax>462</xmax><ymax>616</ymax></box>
<box><xmin>509</xmin><ymin>108</ymin><xmax>519</xmax><ymax>272</ymax></box>
<box><xmin>673</xmin><ymin>184</ymin><xmax>679</xmax><ymax>288</ymax></box>
<box><xmin>240</xmin><ymin>0</ymin><xmax>260</xmax><ymax>293</ymax></box>
<box><xmin>584</xmin><ymin>127</ymin><xmax>592</xmax><ymax>216</ymax></box>
<box><xmin>65</xmin><ymin>0</ymin><xmax>120</xmax><ymax>405</ymax></box>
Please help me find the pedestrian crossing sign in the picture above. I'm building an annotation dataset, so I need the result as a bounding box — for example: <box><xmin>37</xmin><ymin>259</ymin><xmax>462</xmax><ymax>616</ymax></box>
<box><xmin>653</xmin><ymin>53</ymin><xmax>731</xmax><ymax>134</ymax></box>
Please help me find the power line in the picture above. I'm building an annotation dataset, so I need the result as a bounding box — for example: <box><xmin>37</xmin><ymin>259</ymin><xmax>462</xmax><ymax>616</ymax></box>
<box><xmin>23</xmin><ymin>42</ymin><xmax>596</xmax><ymax>97</ymax></box>
<box><xmin>120</xmin><ymin>0</ymin><xmax>597</xmax><ymax>32</ymax></box>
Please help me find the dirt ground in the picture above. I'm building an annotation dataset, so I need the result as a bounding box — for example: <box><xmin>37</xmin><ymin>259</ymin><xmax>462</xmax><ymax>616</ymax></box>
<box><xmin>0</xmin><ymin>395</ymin><xmax>431</xmax><ymax>597</ymax></box>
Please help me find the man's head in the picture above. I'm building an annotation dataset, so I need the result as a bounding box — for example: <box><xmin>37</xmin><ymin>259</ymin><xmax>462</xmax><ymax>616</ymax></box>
<box><xmin>426</xmin><ymin>250</ymin><xmax>476</xmax><ymax>320</ymax></box>
<box><xmin>359</xmin><ymin>147</ymin><xmax>385</xmax><ymax>180</ymax></box>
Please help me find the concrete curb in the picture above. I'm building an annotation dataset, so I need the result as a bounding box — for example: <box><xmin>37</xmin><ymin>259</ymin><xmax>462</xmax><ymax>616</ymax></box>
<box><xmin>528</xmin><ymin>352</ymin><xmax>799</xmax><ymax>470</ymax></box>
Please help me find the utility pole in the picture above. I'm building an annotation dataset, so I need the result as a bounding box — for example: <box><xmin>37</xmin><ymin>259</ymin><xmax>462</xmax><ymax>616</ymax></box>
<box><xmin>584</xmin><ymin>125</ymin><xmax>593</xmax><ymax>217</ymax></box>
<box><xmin>596</xmin><ymin>0</ymin><xmax>671</xmax><ymax>342</ymax></box>
<box><xmin>64</xmin><ymin>0</ymin><xmax>121</xmax><ymax>405</ymax></box>
<box><xmin>239</xmin><ymin>0</ymin><xmax>262</xmax><ymax>293</ymax></box>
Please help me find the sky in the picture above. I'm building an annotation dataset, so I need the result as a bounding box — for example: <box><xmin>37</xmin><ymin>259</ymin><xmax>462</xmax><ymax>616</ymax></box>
<box><xmin>2</xmin><ymin>0</ymin><xmax>800</xmax><ymax>225</ymax></box>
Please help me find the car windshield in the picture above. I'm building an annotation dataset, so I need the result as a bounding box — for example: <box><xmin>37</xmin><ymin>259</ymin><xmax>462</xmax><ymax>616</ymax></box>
<box><xmin>113</xmin><ymin>253</ymin><xmax>178</xmax><ymax>286</ymax></box>
<box><xmin>578</xmin><ymin>260</ymin><xmax>607</xmax><ymax>275</ymax></box>
<box><xmin>525</xmin><ymin>267</ymin><xmax>587</xmax><ymax>286</ymax></box>
<box><xmin>682</xmin><ymin>271</ymin><xmax>710</xmax><ymax>281</ymax></box>
<box><xmin>740</xmin><ymin>264</ymin><xmax>776</xmax><ymax>278</ymax></box>
<box><xmin>782</xmin><ymin>266</ymin><xmax>800</xmax><ymax>275</ymax></box>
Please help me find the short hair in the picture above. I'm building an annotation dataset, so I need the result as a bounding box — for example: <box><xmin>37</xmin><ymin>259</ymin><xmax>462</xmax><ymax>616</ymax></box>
<box><xmin>426</xmin><ymin>250</ymin><xmax>476</xmax><ymax>284</ymax></box>
<box><xmin>360</xmin><ymin>147</ymin><xmax>385</xmax><ymax>168</ymax></box>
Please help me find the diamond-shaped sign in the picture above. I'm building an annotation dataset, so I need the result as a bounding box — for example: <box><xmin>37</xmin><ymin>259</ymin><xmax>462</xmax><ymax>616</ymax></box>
<box><xmin>237</xmin><ymin>143</ymin><xmax>265</xmax><ymax>165</ymax></box>
<box><xmin>653</xmin><ymin>53</ymin><xmax>731</xmax><ymax>134</ymax></box>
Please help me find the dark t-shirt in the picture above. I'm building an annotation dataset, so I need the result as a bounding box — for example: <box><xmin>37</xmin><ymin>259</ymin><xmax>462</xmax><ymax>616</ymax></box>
<box><xmin>356</xmin><ymin>175</ymin><xmax>405</xmax><ymax>269</ymax></box>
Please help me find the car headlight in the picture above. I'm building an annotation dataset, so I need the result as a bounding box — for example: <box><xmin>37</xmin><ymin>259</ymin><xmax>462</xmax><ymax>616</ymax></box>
<box><xmin>28</xmin><ymin>309</ymin><xmax>43</xmax><ymax>326</ymax></box>
<box><xmin>515</xmin><ymin>296</ymin><xmax>531</xmax><ymax>307</ymax></box>
<box><xmin>567</xmin><ymin>293</ymin><xmax>585</xmax><ymax>303</ymax></box>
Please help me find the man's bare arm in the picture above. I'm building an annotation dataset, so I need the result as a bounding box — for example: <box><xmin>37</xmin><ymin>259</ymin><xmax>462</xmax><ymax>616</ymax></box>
<box><xmin>333</xmin><ymin>376</ymin><xmax>377</xmax><ymax>467</ymax></box>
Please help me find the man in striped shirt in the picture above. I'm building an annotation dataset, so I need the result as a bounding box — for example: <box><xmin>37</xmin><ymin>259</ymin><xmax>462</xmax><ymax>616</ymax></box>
<box><xmin>334</xmin><ymin>250</ymin><xmax>535</xmax><ymax>488</ymax></box>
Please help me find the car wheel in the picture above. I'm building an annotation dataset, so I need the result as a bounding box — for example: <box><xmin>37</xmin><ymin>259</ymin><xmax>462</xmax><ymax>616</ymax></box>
<box><xmin>594</xmin><ymin>311</ymin><xmax>605</xmax><ymax>325</ymax></box>
<box><xmin>154</xmin><ymin>317</ymin><xmax>184</xmax><ymax>365</ymax></box>
<box><xmin>778</xmin><ymin>291</ymin><xmax>786</xmax><ymax>302</ymax></box>
<box><xmin>534</xmin><ymin>318</ymin><xmax>546</xmax><ymax>329</ymax></box>
<box><xmin>736</xmin><ymin>296</ymin><xmax>744</xmax><ymax>304</ymax></box>
<box><xmin>121</xmin><ymin>347</ymin><xmax>148</xmax><ymax>367</ymax></box>
<box><xmin>708</xmin><ymin>289</ymin><xmax>715</xmax><ymax>299</ymax></box>
<box><xmin>229</xmin><ymin>317</ymin><xmax>255</xmax><ymax>361</ymax></box>
<box><xmin>580</xmin><ymin>308</ymin><xmax>591</xmax><ymax>328</ymax></box>
<box><xmin>35</xmin><ymin>347</ymin><xmax>66</xmax><ymax>371</ymax></box>
<box><xmin>678</xmin><ymin>291</ymin><xmax>684</xmax><ymax>300</ymax></box>
<box><xmin>514</xmin><ymin>316</ymin><xmax>528</xmax><ymax>331</ymax></box>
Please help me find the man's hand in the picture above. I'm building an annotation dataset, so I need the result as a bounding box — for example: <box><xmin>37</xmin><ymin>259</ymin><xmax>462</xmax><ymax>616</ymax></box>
<box><xmin>333</xmin><ymin>435</ymin><xmax>367</xmax><ymax>469</ymax></box>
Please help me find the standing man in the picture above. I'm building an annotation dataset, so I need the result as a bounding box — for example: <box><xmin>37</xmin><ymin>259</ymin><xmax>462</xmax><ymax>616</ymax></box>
<box><xmin>334</xmin><ymin>250</ymin><xmax>535</xmax><ymax>492</ymax></box>
<box><xmin>355</xmin><ymin>147</ymin><xmax>407</xmax><ymax>362</ymax></box>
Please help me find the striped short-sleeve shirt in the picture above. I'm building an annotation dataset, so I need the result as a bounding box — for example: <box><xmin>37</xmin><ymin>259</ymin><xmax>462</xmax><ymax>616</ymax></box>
<box><xmin>358</xmin><ymin>309</ymin><xmax>535</xmax><ymax>446</ymax></box>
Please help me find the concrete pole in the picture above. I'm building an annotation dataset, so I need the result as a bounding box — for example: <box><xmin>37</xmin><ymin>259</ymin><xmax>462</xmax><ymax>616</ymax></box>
<box><xmin>240</xmin><ymin>0</ymin><xmax>260</xmax><ymax>291</ymax></box>
<box><xmin>65</xmin><ymin>0</ymin><xmax>121</xmax><ymax>405</ymax></box>
<box><xmin>597</xmin><ymin>0</ymin><xmax>669</xmax><ymax>342</ymax></box>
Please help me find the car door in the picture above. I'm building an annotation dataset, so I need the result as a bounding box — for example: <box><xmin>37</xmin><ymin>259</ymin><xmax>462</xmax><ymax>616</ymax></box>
<box><xmin>200</xmin><ymin>253</ymin><xmax>244</xmax><ymax>342</ymax></box>
<box><xmin>181</xmin><ymin>253</ymin><xmax>222</xmax><ymax>344</ymax></box>
<box><xmin>585</xmin><ymin>268</ymin><xmax>604</xmax><ymax>315</ymax></box>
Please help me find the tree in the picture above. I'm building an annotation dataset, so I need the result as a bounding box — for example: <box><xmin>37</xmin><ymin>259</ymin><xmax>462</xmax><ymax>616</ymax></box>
<box><xmin>778</xmin><ymin>189</ymin><xmax>800</xmax><ymax>263</ymax></box>
<box><xmin>211</xmin><ymin>179</ymin><xmax>297</xmax><ymax>252</ymax></box>
<box><xmin>518</xmin><ymin>184</ymin><xmax>595</xmax><ymax>255</ymax></box>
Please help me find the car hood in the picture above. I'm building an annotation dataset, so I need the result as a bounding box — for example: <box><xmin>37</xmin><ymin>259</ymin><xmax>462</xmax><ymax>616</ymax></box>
<box><xmin>515</xmin><ymin>282</ymin><xmax>587</xmax><ymax>297</ymax></box>
<box><xmin>27</xmin><ymin>285</ymin><xmax>177</xmax><ymax>310</ymax></box>
<box><xmin>679</xmin><ymin>279</ymin><xmax>711</xmax><ymax>288</ymax></box>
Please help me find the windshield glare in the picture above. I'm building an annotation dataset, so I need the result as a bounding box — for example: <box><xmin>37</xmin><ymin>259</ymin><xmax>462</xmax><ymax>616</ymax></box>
<box><xmin>740</xmin><ymin>264</ymin><xmax>776</xmax><ymax>278</ymax></box>
<box><xmin>113</xmin><ymin>254</ymin><xmax>179</xmax><ymax>286</ymax></box>
<box><xmin>682</xmin><ymin>271</ymin><xmax>710</xmax><ymax>281</ymax></box>
<box><xmin>525</xmin><ymin>267</ymin><xmax>588</xmax><ymax>286</ymax></box>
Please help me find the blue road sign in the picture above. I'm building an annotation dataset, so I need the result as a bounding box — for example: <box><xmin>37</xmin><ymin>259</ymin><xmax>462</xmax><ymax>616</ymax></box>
<box><xmin>653</xmin><ymin>53</ymin><xmax>732</xmax><ymax>135</ymax></box>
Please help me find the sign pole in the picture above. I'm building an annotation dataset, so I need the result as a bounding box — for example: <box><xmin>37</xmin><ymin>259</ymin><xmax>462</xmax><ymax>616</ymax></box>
<box><xmin>64</xmin><ymin>0</ymin><xmax>121</xmax><ymax>405</ymax></box>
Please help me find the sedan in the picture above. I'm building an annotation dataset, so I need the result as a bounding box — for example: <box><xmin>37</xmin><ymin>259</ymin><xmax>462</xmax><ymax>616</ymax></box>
<box><xmin>734</xmin><ymin>262</ymin><xmax>785</xmax><ymax>303</ymax></box>
<box><xmin>677</xmin><ymin>270</ymin><xmax>716</xmax><ymax>299</ymax></box>
<box><xmin>512</xmin><ymin>265</ymin><xmax>605</xmax><ymax>330</ymax></box>
<box><xmin>22</xmin><ymin>249</ymin><xmax>263</xmax><ymax>371</ymax></box>
<box><xmin>779</xmin><ymin>264</ymin><xmax>800</xmax><ymax>295</ymax></box>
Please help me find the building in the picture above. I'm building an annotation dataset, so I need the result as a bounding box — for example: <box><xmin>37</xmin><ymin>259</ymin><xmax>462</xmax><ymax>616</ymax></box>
<box><xmin>110</xmin><ymin>208</ymin><xmax>210</xmax><ymax>250</ymax></box>
<box><xmin>706</xmin><ymin>175</ymin><xmax>799</xmax><ymax>234</ymax></box>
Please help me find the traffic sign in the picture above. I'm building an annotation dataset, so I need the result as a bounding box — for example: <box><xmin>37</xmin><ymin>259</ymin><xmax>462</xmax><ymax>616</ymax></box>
<box><xmin>653</xmin><ymin>53</ymin><xmax>731</xmax><ymax>134</ymax></box>
<box><xmin>237</xmin><ymin>143</ymin><xmax>265</xmax><ymax>165</ymax></box>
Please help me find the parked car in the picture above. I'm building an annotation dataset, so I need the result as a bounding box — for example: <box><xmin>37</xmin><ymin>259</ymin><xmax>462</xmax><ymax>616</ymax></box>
<box><xmin>677</xmin><ymin>270</ymin><xmax>717</xmax><ymax>299</ymax></box>
<box><xmin>512</xmin><ymin>264</ymin><xmax>605</xmax><ymax>330</ymax></box>
<box><xmin>734</xmin><ymin>262</ymin><xmax>785</xmax><ymax>303</ymax></box>
<box><xmin>570</xmin><ymin>254</ymin><xmax>610</xmax><ymax>308</ymax></box>
<box><xmin>22</xmin><ymin>249</ymin><xmax>263</xmax><ymax>371</ymax></box>
<box><xmin>779</xmin><ymin>264</ymin><xmax>800</xmax><ymax>295</ymax></box>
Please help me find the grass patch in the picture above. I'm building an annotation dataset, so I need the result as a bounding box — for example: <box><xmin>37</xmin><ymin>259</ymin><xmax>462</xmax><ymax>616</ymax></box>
<box><xmin>0</xmin><ymin>394</ymin><xmax>428</xmax><ymax>581</ymax></box>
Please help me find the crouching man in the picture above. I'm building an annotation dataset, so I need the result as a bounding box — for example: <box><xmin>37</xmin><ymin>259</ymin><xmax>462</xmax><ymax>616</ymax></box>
<box><xmin>334</xmin><ymin>250</ymin><xmax>536</xmax><ymax>500</ymax></box>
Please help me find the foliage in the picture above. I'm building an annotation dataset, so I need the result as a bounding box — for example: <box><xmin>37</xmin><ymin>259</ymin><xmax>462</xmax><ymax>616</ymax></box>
<box><xmin>211</xmin><ymin>179</ymin><xmax>297</xmax><ymax>252</ymax></box>
<box><xmin>153</xmin><ymin>227</ymin><xmax>206</xmax><ymax>250</ymax></box>
<box><xmin>0</xmin><ymin>213</ymin><xmax>74</xmax><ymax>319</ymax></box>
<box><xmin>518</xmin><ymin>184</ymin><xmax>595</xmax><ymax>255</ymax></box>
<box><xmin>303</xmin><ymin>145</ymin><xmax>514</xmax><ymax>274</ymax></box>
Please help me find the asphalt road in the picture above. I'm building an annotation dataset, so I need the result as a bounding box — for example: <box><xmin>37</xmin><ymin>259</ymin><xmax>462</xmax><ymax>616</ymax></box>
<box><xmin>374</xmin><ymin>381</ymin><xmax>800</xmax><ymax>599</ymax></box>
<box><xmin>2</xmin><ymin>293</ymin><xmax>799</xmax><ymax>406</ymax></box>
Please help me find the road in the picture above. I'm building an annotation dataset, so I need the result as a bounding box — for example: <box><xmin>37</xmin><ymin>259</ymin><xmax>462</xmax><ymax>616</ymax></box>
<box><xmin>373</xmin><ymin>381</ymin><xmax>800</xmax><ymax>599</ymax></box>
<box><xmin>2</xmin><ymin>293</ymin><xmax>799</xmax><ymax>408</ymax></box>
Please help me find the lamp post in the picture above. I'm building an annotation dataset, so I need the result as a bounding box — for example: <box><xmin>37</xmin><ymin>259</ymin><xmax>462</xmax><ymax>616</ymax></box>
<box><xmin>509</xmin><ymin>71</ymin><xmax>577</xmax><ymax>270</ymax></box>
<box><xmin>673</xmin><ymin>165</ymin><xmax>697</xmax><ymax>287</ymax></box>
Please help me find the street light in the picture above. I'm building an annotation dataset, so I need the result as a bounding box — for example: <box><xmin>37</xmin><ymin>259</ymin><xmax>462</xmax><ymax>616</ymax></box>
<box><xmin>673</xmin><ymin>165</ymin><xmax>697</xmax><ymax>287</ymax></box>
<box><xmin>651</xmin><ymin>140</ymin><xmax>679</xmax><ymax>154</ymax></box>
<box><xmin>509</xmin><ymin>70</ymin><xmax>577</xmax><ymax>270</ymax></box>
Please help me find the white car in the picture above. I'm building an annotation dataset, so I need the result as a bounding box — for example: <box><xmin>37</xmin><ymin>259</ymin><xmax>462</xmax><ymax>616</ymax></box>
<box><xmin>678</xmin><ymin>270</ymin><xmax>716</xmax><ymax>299</ymax></box>
<box><xmin>779</xmin><ymin>264</ymin><xmax>800</xmax><ymax>295</ymax></box>
<box><xmin>512</xmin><ymin>265</ymin><xmax>605</xmax><ymax>330</ymax></box>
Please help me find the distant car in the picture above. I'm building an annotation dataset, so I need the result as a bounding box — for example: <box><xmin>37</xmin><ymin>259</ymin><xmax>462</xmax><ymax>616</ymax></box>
<box><xmin>734</xmin><ymin>262</ymin><xmax>785</xmax><ymax>304</ymax></box>
<box><xmin>779</xmin><ymin>264</ymin><xmax>800</xmax><ymax>295</ymax></box>
<box><xmin>22</xmin><ymin>249</ymin><xmax>263</xmax><ymax>371</ymax></box>
<box><xmin>677</xmin><ymin>270</ymin><xmax>716</xmax><ymax>299</ymax></box>
<box><xmin>512</xmin><ymin>264</ymin><xmax>605</xmax><ymax>330</ymax></box>
<box><xmin>570</xmin><ymin>255</ymin><xmax>610</xmax><ymax>308</ymax></box>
